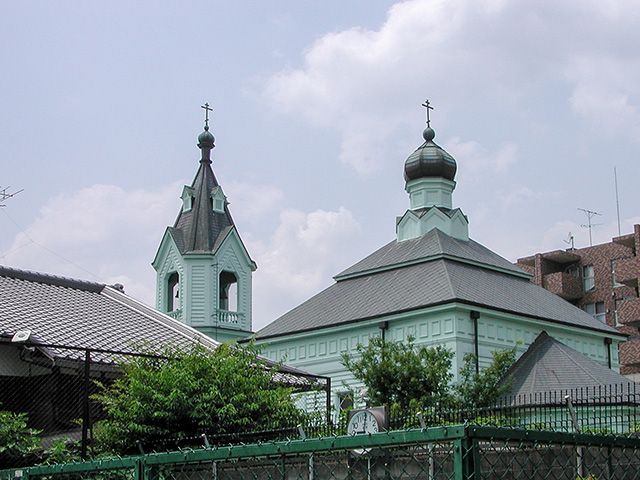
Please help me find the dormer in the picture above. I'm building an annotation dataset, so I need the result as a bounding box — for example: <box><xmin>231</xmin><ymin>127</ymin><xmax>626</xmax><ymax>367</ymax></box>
<box><xmin>181</xmin><ymin>185</ymin><xmax>195</xmax><ymax>212</ymax></box>
<box><xmin>211</xmin><ymin>186</ymin><xmax>226</xmax><ymax>213</ymax></box>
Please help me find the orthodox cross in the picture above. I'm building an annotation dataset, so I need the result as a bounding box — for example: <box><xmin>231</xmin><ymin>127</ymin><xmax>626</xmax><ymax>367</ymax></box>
<box><xmin>421</xmin><ymin>99</ymin><xmax>434</xmax><ymax>127</ymax></box>
<box><xmin>201</xmin><ymin>103</ymin><xmax>213</xmax><ymax>129</ymax></box>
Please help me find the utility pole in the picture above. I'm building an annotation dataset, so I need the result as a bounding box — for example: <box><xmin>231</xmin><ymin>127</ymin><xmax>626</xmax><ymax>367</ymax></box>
<box><xmin>0</xmin><ymin>186</ymin><xmax>23</xmax><ymax>207</ymax></box>
<box><xmin>578</xmin><ymin>208</ymin><xmax>602</xmax><ymax>247</ymax></box>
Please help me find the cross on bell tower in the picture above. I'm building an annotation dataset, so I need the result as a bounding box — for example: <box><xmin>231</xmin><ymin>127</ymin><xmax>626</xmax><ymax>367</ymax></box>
<box><xmin>201</xmin><ymin>102</ymin><xmax>213</xmax><ymax>130</ymax></box>
<box><xmin>152</xmin><ymin>105</ymin><xmax>257</xmax><ymax>342</ymax></box>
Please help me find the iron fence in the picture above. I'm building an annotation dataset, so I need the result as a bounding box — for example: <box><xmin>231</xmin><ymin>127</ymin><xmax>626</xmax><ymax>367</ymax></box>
<box><xmin>3</xmin><ymin>336</ymin><xmax>640</xmax><ymax>466</ymax></box>
<box><xmin>2</xmin><ymin>425</ymin><xmax>640</xmax><ymax>480</ymax></box>
<box><xmin>0</xmin><ymin>341</ymin><xmax>330</xmax><ymax>463</ymax></box>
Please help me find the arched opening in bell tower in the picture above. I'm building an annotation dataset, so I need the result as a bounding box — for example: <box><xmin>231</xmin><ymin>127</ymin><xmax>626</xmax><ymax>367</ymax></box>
<box><xmin>167</xmin><ymin>272</ymin><xmax>180</xmax><ymax>312</ymax></box>
<box><xmin>219</xmin><ymin>271</ymin><xmax>238</xmax><ymax>312</ymax></box>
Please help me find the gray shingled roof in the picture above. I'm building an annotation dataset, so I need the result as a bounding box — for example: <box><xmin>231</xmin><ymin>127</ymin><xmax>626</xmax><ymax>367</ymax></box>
<box><xmin>172</xmin><ymin>162</ymin><xmax>234</xmax><ymax>254</ymax></box>
<box><xmin>499</xmin><ymin>332</ymin><xmax>635</xmax><ymax>403</ymax></box>
<box><xmin>256</xmin><ymin>239</ymin><xmax>620</xmax><ymax>339</ymax></box>
<box><xmin>0</xmin><ymin>265</ymin><xmax>319</xmax><ymax>386</ymax></box>
<box><xmin>335</xmin><ymin>229</ymin><xmax>527</xmax><ymax>279</ymax></box>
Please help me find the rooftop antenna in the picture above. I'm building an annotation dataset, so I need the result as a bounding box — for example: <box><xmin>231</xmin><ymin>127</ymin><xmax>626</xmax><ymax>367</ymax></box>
<box><xmin>0</xmin><ymin>186</ymin><xmax>23</xmax><ymax>207</ymax></box>
<box><xmin>614</xmin><ymin>166</ymin><xmax>622</xmax><ymax>236</ymax></box>
<box><xmin>578</xmin><ymin>208</ymin><xmax>602</xmax><ymax>247</ymax></box>
<box><xmin>563</xmin><ymin>232</ymin><xmax>575</xmax><ymax>250</ymax></box>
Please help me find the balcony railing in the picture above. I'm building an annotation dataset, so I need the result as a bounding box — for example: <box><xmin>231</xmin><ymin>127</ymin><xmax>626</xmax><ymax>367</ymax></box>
<box><xmin>166</xmin><ymin>309</ymin><xmax>182</xmax><ymax>320</ymax></box>
<box><xmin>616</xmin><ymin>297</ymin><xmax>640</xmax><ymax>327</ymax></box>
<box><xmin>217</xmin><ymin>310</ymin><xmax>245</xmax><ymax>325</ymax></box>
<box><xmin>542</xmin><ymin>272</ymin><xmax>583</xmax><ymax>300</ymax></box>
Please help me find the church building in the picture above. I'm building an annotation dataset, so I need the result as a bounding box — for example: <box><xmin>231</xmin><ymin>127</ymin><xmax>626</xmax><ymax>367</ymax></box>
<box><xmin>152</xmin><ymin>108</ymin><xmax>256</xmax><ymax>342</ymax></box>
<box><xmin>150</xmin><ymin>105</ymin><xmax>627</xmax><ymax>413</ymax></box>
<box><xmin>251</xmin><ymin>110</ymin><xmax>626</xmax><ymax>408</ymax></box>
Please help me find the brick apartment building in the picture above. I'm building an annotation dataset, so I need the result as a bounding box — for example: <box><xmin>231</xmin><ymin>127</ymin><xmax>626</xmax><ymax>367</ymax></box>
<box><xmin>517</xmin><ymin>225</ymin><xmax>640</xmax><ymax>380</ymax></box>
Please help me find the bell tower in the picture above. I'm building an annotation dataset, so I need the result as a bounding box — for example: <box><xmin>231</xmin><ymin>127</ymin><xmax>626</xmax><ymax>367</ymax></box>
<box><xmin>152</xmin><ymin>105</ymin><xmax>256</xmax><ymax>342</ymax></box>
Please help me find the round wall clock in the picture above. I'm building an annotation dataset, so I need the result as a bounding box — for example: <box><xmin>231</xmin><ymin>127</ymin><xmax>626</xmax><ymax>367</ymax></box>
<box><xmin>347</xmin><ymin>408</ymin><xmax>385</xmax><ymax>435</ymax></box>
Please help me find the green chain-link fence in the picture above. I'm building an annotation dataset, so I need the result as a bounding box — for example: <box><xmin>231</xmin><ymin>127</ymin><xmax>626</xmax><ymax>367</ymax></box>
<box><xmin>3</xmin><ymin>425</ymin><xmax>640</xmax><ymax>480</ymax></box>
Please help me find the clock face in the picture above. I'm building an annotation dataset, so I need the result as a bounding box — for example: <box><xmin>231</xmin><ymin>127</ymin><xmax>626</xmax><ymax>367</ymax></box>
<box><xmin>347</xmin><ymin>410</ymin><xmax>380</xmax><ymax>435</ymax></box>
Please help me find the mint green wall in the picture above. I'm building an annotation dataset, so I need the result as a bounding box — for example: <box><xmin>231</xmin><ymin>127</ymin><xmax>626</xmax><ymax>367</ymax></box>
<box><xmin>153</xmin><ymin>228</ymin><xmax>254</xmax><ymax>341</ymax></box>
<box><xmin>256</xmin><ymin>303</ymin><xmax>624</xmax><ymax>414</ymax></box>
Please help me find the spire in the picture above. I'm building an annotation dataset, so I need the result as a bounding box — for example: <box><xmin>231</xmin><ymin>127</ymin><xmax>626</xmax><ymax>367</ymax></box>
<box><xmin>198</xmin><ymin>103</ymin><xmax>215</xmax><ymax>163</ymax></box>
<box><xmin>170</xmin><ymin>104</ymin><xmax>234</xmax><ymax>253</ymax></box>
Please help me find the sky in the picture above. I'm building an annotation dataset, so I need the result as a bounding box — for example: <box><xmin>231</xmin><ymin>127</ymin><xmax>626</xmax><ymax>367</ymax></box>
<box><xmin>1</xmin><ymin>0</ymin><xmax>640</xmax><ymax>330</ymax></box>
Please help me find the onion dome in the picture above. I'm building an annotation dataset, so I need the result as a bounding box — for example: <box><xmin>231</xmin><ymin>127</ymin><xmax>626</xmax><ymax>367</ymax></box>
<box><xmin>197</xmin><ymin>126</ymin><xmax>215</xmax><ymax>149</ymax></box>
<box><xmin>404</xmin><ymin>127</ymin><xmax>457</xmax><ymax>182</ymax></box>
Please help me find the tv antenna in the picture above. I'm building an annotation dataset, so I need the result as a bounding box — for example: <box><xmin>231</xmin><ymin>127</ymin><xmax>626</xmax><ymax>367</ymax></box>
<box><xmin>578</xmin><ymin>208</ymin><xmax>602</xmax><ymax>247</ymax></box>
<box><xmin>0</xmin><ymin>186</ymin><xmax>23</xmax><ymax>207</ymax></box>
<box><xmin>563</xmin><ymin>232</ymin><xmax>575</xmax><ymax>250</ymax></box>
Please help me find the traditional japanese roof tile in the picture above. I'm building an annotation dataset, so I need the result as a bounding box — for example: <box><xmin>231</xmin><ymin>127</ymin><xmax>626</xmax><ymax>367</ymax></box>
<box><xmin>0</xmin><ymin>265</ymin><xmax>317</xmax><ymax>385</ymax></box>
<box><xmin>256</xmin><ymin>231</ymin><xmax>622</xmax><ymax>339</ymax></box>
<box><xmin>499</xmin><ymin>331</ymin><xmax>635</xmax><ymax>403</ymax></box>
<box><xmin>0</xmin><ymin>265</ymin><xmax>219</xmax><ymax>364</ymax></box>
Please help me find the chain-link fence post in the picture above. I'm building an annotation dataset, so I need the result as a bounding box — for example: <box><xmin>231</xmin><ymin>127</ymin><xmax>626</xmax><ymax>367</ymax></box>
<box><xmin>81</xmin><ymin>349</ymin><xmax>91</xmax><ymax>459</ymax></box>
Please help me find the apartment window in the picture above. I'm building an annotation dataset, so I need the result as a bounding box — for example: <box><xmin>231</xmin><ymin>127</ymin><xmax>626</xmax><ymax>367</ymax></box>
<box><xmin>611</xmin><ymin>259</ymin><xmax>624</xmax><ymax>288</ymax></box>
<box><xmin>584</xmin><ymin>302</ymin><xmax>606</xmax><ymax>323</ymax></box>
<box><xmin>583</xmin><ymin>265</ymin><xmax>595</xmax><ymax>291</ymax></box>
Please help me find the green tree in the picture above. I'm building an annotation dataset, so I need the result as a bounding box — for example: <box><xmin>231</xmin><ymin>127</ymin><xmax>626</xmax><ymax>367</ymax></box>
<box><xmin>0</xmin><ymin>410</ymin><xmax>41</xmax><ymax>468</ymax></box>
<box><xmin>93</xmin><ymin>343</ymin><xmax>304</xmax><ymax>454</ymax></box>
<box><xmin>455</xmin><ymin>347</ymin><xmax>517</xmax><ymax>409</ymax></box>
<box><xmin>341</xmin><ymin>336</ymin><xmax>455</xmax><ymax>410</ymax></box>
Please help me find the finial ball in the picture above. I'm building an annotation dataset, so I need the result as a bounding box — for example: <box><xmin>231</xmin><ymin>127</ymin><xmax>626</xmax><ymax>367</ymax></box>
<box><xmin>423</xmin><ymin>127</ymin><xmax>435</xmax><ymax>142</ymax></box>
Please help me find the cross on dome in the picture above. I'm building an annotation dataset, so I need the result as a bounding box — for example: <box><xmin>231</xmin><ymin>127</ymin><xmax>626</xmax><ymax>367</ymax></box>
<box><xmin>421</xmin><ymin>99</ymin><xmax>434</xmax><ymax>127</ymax></box>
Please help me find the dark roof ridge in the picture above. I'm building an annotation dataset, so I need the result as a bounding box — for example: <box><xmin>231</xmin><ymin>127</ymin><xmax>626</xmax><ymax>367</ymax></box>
<box><xmin>0</xmin><ymin>264</ymin><xmax>105</xmax><ymax>293</ymax></box>
<box><xmin>334</xmin><ymin>230</ymin><xmax>530</xmax><ymax>281</ymax></box>
<box><xmin>501</xmin><ymin>330</ymin><xmax>550</xmax><ymax>382</ymax></box>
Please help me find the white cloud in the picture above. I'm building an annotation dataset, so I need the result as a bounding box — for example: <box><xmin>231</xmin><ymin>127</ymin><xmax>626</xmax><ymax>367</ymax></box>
<box><xmin>0</xmin><ymin>182</ymin><xmax>360</xmax><ymax>330</ymax></box>
<box><xmin>265</xmin><ymin>0</ymin><xmax>640</xmax><ymax>173</ymax></box>
<box><xmin>0</xmin><ymin>183</ymin><xmax>183</xmax><ymax>306</ymax></box>
<box><xmin>567</xmin><ymin>55</ymin><xmax>640</xmax><ymax>142</ymax></box>
<box><xmin>447</xmin><ymin>138</ymin><xmax>518</xmax><ymax>175</ymax></box>
<box><xmin>249</xmin><ymin>207</ymin><xmax>360</xmax><ymax>328</ymax></box>
<box><xmin>224</xmin><ymin>181</ymin><xmax>284</xmax><ymax>224</ymax></box>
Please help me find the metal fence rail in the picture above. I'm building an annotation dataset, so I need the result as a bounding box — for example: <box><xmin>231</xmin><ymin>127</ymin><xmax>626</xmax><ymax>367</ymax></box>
<box><xmin>3</xmin><ymin>426</ymin><xmax>640</xmax><ymax>480</ymax></box>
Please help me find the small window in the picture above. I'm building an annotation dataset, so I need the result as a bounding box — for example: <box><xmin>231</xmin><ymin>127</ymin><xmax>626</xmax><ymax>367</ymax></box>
<box><xmin>583</xmin><ymin>265</ymin><xmax>595</xmax><ymax>291</ymax></box>
<box><xmin>337</xmin><ymin>391</ymin><xmax>353</xmax><ymax>412</ymax></box>
<box><xmin>167</xmin><ymin>272</ymin><xmax>180</xmax><ymax>312</ymax></box>
<box><xmin>584</xmin><ymin>301</ymin><xmax>605</xmax><ymax>323</ymax></box>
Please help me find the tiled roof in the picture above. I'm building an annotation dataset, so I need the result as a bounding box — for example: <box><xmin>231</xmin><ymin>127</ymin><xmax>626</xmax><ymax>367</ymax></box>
<box><xmin>256</xmin><ymin>234</ymin><xmax>621</xmax><ymax>339</ymax></box>
<box><xmin>500</xmin><ymin>331</ymin><xmax>635</xmax><ymax>403</ymax></box>
<box><xmin>0</xmin><ymin>265</ymin><xmax>319</xmax><ymax>385</ymax></box>
<box><xmin>0</xmin><ymin>265</ymin><xmax>219</xmax><ymax>364</ymax></box>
